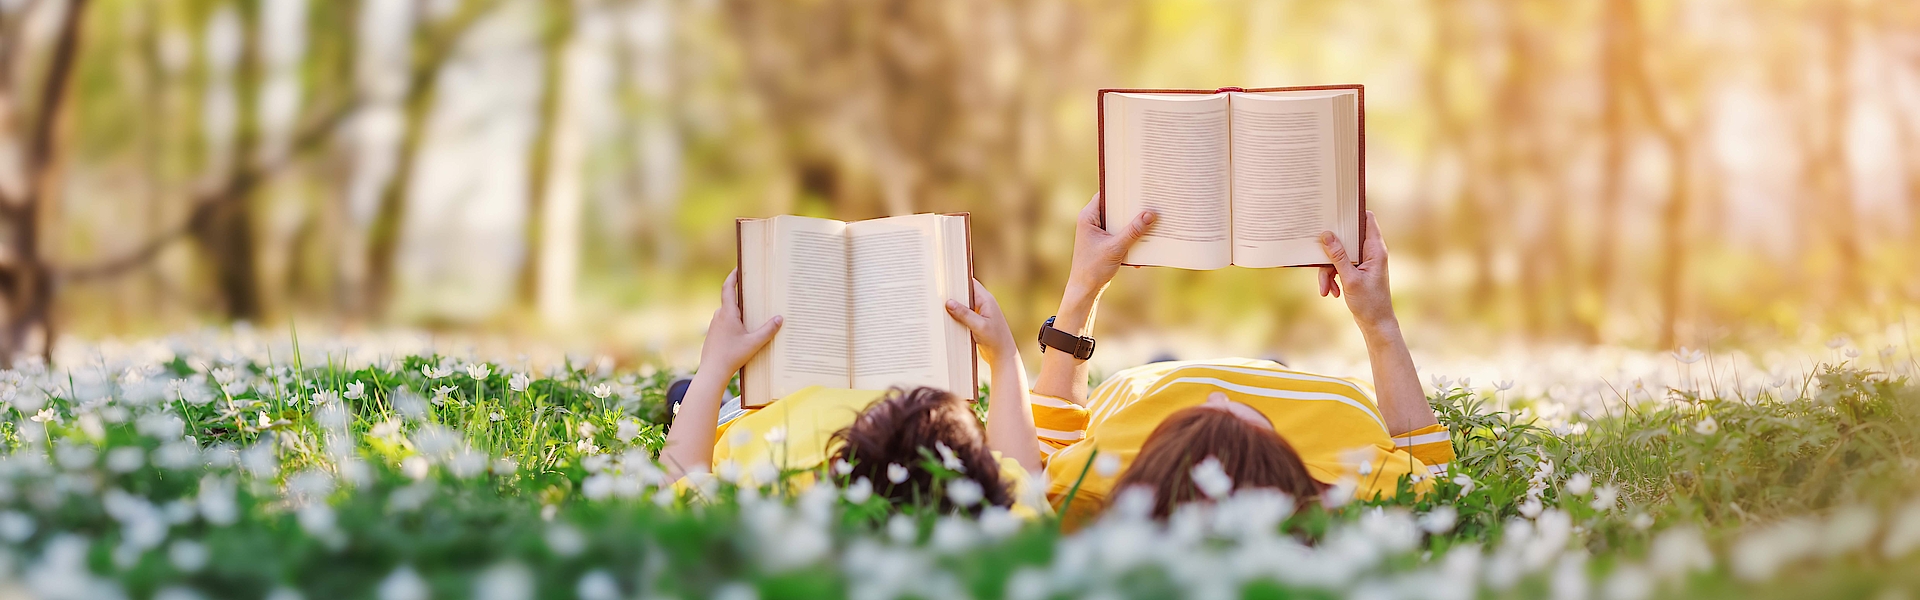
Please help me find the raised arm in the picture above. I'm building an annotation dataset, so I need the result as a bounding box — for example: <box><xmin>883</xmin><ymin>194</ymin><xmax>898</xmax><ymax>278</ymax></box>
<box><xmin>660</xmin><ymin>270</ymin><xmax>782</xmax><ymax>481</ymax></box>
<box><xmin>1317</xmin><ymin>212</ymin><xmax>1437</xmax><ymax>436</ymax></box>
<box><xmin>946</xmin><ymin>280</ymin><xmax>1042</xmax><ymax>475</ymax></box>
<box><xmin>1031</xmin><ymin>194</ymin><xmax>1156</xmax><ymax>407</ymax></box>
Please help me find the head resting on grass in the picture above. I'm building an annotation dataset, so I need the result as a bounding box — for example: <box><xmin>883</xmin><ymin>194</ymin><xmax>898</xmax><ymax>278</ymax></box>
<box><xmin>1112</xmin><ymin>392</ymin><xmax>1322</xmax><ymax>519</ymax></box>
<box><xmin>828</xmin><ymin>386</ymin><xmax>1012</xmax><ymax>513</ymax></box>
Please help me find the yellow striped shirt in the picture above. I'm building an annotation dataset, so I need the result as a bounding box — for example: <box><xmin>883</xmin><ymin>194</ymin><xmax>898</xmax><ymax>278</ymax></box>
<box><xmin>1033</xmin><ymin>358</ymin><xmax>1454</xmax><ymax>526</ymax></box>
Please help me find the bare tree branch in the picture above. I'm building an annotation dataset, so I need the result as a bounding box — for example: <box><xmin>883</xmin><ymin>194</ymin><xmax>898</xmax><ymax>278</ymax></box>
<box><xmin>58</xmin><ymin>97</ymin><xmax>361</xmax><ymax>283</ymax></box>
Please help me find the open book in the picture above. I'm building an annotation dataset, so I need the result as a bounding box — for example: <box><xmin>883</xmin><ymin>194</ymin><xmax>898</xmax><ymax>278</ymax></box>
<box><xmin>734</xmin><ymin>213</ymin><xmax>977</xmax><ymax>408</ymax></box>
<box><xmin>1098</xmin><ymin>85</ymin><xmax>1366</xmax><ymax>269</ymax></box>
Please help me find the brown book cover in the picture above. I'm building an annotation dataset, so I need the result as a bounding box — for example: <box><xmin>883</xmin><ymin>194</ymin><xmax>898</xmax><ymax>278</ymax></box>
<box><xmin>1096</xmin><ymin>85</ymin><xmax>1367</xmax><ymax>268</ymax></box>
<box><xmin>732</xmin><ymin>213</ymin><xmax>980</xmax><ymax>406</ymax></box>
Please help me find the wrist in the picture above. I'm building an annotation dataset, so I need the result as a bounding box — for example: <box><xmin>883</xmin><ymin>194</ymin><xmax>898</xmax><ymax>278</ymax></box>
<box><xmin>688</xmin><ymin>368</ymin><xmax>734</xmax><ymax>399</ymax></box>
<box><xmin>1053</xmin><ymin>288</ymin><xmax>1102</xmax><ymax>336</ymax></box>
<box><xmin>1357</xmin><ymin>315</ymin><xmax>1404</xmax><ymax>344</ymax></box>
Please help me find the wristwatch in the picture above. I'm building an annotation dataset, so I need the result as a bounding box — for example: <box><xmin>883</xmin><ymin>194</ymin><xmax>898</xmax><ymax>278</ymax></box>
<box><xmin>1038</xmin><ymin>316</ymin><xmax>1096</xmax><ymax>360</ymax></box>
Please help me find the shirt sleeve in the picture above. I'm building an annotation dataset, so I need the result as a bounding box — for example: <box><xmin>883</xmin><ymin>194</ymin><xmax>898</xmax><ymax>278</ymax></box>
<box><xmin>1389</xmin><ymin>424</ymin><xmax>1456</xmax><ymax>476</ymax></box>
<box><xmin>1029</xmin><ymin>391</ymin><xmax>1090</xmax><ymax>461</ymax></box>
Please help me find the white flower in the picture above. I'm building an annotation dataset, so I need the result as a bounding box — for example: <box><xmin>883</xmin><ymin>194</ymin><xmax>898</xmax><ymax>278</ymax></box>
<box><xmin>1845</xmin><ymin>348</ymin><xmax>1862</xmax><ymax>359</ymax></box>
<box><xmin>578</xmin><ymin>422</ymin><xmax>600</xmax><ymax>438</ymax></box>
<box><xmin>401</xmin><ymin>456</ymin><xmax>430</xmax><ymax>480</ymax></box>
<box><xmin>1190</xmin><ymin>457</ymin><xmax>1233</xmax><ymax>499</ymax></box>
<box><xmin>832</xmin><ymin>459</ymin><xmax>854</xmax><ymax>476</ymax></box>
<box><xmin>1882</xmin><ymin>345</ymin><xmax>1900</xmax><ymax>359</ymax></box>
<box><xmin>764</xmin><ymin>426</ymin><xmax>787</xmax><ymax>445</ymax></box>
<box><xmin>1519</xmin><ymin>497</ymin><xmax>1544</xmax><ymax>519</ymax></box>
<box><xmin>378</xmin><ymin>566</ymin><xmax>430</xmax><ymax>600</ymax></box>
<box><xmin>887</xmin><ymin>514</ymin><xmax>917</xmax><ymax>544</ymax></box>
<box><xmin>946</xmin><ymin>478</ymin><xmax>984</xmax><ymax>507</ymax></box>
<box><xmin>1826</xmin><ymin>336</ymin><xmax>1849</xmax><ymax>349</ymax></box>
<box><xmin>343</xmin><ymin>381</ymin><xmax>365</xmax><ymax>400</ymax></box>
<box><xmin>1094</xmin><ymin>453</ymin><xmax>1121</xmax><ymax>478</ymax></box>
<box><xmin>1672</xmin><ymin>347</ymin><xmax>1706</xmax><ymax>364</ymax></box>
<box><xmin>1631</xmin><ymin>512</ymin><xmax>1655</xmax><ymax>530</ymax></box>
<box><xmin>467</xmin><ymin>364</ymin><xmax>490</xmax><ymax>380</ymax></box>
<box><xmin>844</xmin><ymin>477</ymin><xmax>873</xmax><ymax>503</ymax></box>
<box><xmin>1430</xmin><ymin>374</ymin><xmax>1452</xmax><ymax>390</ymax></box>
<box><xmin>1565</xmin><ymin>473</ymin><xmax>1593</xmax><ymax>496</ymax></box>
<box><xmin>589</xmin><ymin>384</ymin><xmax>611</xmax><ymax>399</ymax></box>
<box><xmin>1592</xmin><ymin>484</ymin><xmax>1619</xmax><ymax>512</ymax></box>
<box><xmin>577</xmin><ymin>571</ymin><xmax>621</xmax><ymax>600</ymax></box>
<box><xmin>30</xmin><ymin>408</ymin><xmax>60</xmax><ymax>424</ymax></box>
<box><xmin>1493</xmin><ymin>379</ymin><xmax>1515</xmax><ymax>392</ymax></box>
<box><xmin>1419</xmin><ymin>505</ymin><xmax>1458</xmax><ymax>534</ymax></box>
<box><xmin>1458</xmin><ymin>377</ymin><xmax>1472</xmax><ymax>390</ymax></box>
<box><xmin>934</xmin><ymin>441</ymin><xmax>965</xmax><ymax>473</ymax></box>
<box><xmin>489</xmin><ymin>412</ymin><xmax>504</xmax><ymax>422</ymax></box>
<box><xmin>1452</xmin><ymin>474</ymin><xmax>1476</xmax><ymax>496</ymax></box>
<box><xmin>311</xmin><ymin>390</ymin><xmax>339</xmax><ymax>406</ymax></box>
<box><xmin>370</xmin><ymin>419</ymin><xmax>402</xmax><ymax>439</ymax></box>
<box><xmin>617</xmin><ymin>419</ymin><xmax>640</xmax><ymax>443</ymax></box>
<box><xmin>509</xmin><ymin>373</ymin><xmax>531</xmax><ymax>393</ymax></box>
<box><xmin>422</xmin><ymin>365</ymin><xmax>451</xmax><ymax>379</ymax></box>
<box><xmin>433</xmin><ymin>385</ymin><xmax>457</xmax><ymax>401</ymax></box>
<box><xmin>1694</xmin><ymin>415</ymin><xmax>1719</xmax><ymax>435</ymax></box>
<box><xmin>886</xmin><ymin>463</ymin><xmax>909</xmax><ymax>484</ymax></box>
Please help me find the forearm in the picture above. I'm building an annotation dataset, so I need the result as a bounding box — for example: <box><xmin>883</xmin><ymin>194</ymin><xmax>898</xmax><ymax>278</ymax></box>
<box><xmin>1359</xmin><ymin>318</ymin><xmax>1437</xmax><ymax>436</ymax></box>
<box><xmin>983</xmin><ymin>351</ymin><xmax>1043</xmax><ymax>475</ymax></box>
<box><xmin>659</xmin><ymin>371</ymin><xmax>730</xmax><ymax>481</ymax></box>
<box><xmin>1031</xmin><ymin>284</ymin><xmax>1100</xmax><ymax>407</ymax></box>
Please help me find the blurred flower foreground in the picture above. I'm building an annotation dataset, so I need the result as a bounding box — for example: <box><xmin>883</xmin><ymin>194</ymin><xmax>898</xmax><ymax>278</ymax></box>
<box><xmin>0</xmin><ymin>330</ymin><xmax>1910</xmax><ymax>599</ymax></box>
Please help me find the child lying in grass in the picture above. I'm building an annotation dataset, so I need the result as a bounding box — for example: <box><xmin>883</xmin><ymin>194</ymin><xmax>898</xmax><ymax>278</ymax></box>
<box><xmin>1029</xmin><ymin>195</ymin><xmax>1455</xmax><ymax>527</ymax></box>
<box><xmin>658</xmin><ymin>270</ymin><xmax>1049</xmax><ymax>516</ymax></box>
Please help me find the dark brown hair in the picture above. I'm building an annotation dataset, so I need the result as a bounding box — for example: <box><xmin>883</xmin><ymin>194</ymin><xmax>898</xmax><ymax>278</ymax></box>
<box><xmin>1112</xmin><ymin>405</ymin><xmax>1322</xmax><ymax>519</ymax></box>
<box><xmin>828</xmin><ymin>386</ymin><xmax>1012</xmax><ymax>512</ymax></box>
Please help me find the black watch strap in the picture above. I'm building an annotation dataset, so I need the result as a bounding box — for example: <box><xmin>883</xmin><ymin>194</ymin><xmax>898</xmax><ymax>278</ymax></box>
<box><xmin>1038</xmin><ymin>316</ymin><xmax>1096</xmax><ymax>360</ymax></box>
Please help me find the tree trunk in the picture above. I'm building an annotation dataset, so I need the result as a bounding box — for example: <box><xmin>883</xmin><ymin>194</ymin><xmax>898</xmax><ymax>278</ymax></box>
<box><xmin>191</xmin><ymin>0</ymin><xmax>267</xmax><ymax>322</ymax></box>
<box><xmin>0</xmin><ymin>0</ymin><xmax>89</xmax><ymax>365</ymax></box>
<box><xmin>516</xmin><ymin>0</ymin><xmax>574</xmax><ymax>310</ymax></box>
<box><xmin>1589</xmin><ymin>0</ymin><xmax>1632</xmax><ymax>344</ymax></box>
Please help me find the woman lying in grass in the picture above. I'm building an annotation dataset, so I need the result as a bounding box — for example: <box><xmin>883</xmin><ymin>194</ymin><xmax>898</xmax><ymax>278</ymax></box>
<box><xmin>658</xmin><ymin>270</ymin><xmax>1047</xmax><ymax>515</ymax></box>
<box><xmin>1034</xmin><ymin>196</ymin><xmax>1455</xmax><ymax>527</ymax></box>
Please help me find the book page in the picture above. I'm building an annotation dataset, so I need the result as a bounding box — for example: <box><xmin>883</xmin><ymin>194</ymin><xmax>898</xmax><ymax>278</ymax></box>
<box><xmin>1104</xmin><ymin>92</ymin><xmax>1232</xmax><ymax>269</ymax></box>
<box><xmin>1228</xmin><ymin>92</ymin><xmax>1346</xmax><ymax>268</ymax></box>
<box><xmin>763</xmin><ymin>216</ymin><xmax>852</xmax><ymax>402</ymax></box>
<box><xmin>935</xmin><ymin>215</ymin><xmax>975</xmax><ymax>399</ymax></box>
<box><xmin>738</xmin><ymin>219</ymin><xmax>774</xmax><ymax>406</ymax></box>
<box><xmin>846</xmin><ymin>215</ymin><xmax>953</xmax><ymax>393</ymax></box>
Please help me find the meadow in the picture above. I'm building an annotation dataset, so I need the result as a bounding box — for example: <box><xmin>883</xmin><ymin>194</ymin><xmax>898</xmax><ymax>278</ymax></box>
<box><xmin>0</xmin><ymin>330</ymin><xmax>1909</xmax><ymax>600</ymax></box>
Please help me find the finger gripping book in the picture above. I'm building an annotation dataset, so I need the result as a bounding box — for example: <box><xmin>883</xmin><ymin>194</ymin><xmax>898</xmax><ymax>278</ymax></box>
<box><xmin>1098</xmin><ymin>85</ymin><xmax>1366</xmax><ymax>269</ymax></box>
<box><xmin>734</xmin><ymin>213</ymin><xmax>977</xmax><ymax>408</ymax></box>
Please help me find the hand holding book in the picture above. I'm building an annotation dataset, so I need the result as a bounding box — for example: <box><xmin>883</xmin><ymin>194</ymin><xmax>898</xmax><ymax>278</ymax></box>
<box><xmin>698</xmin><ymin>269</ymin><xmax>784</xmax><ymax>378</ymax></box>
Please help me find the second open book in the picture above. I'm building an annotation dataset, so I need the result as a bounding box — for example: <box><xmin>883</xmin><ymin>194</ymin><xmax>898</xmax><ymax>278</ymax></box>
<box><xmin>735</xmin><ymin>213</ymin><xmax>975</xmax><ymax>408</ymax></box>
<box><xmin>1099</xmin><ymin>85</ymin><xmax>1365</xmax><ymax>269</ymax></box>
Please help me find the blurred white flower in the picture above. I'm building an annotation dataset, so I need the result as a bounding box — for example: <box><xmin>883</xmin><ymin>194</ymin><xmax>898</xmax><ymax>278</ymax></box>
<box><xmin>887</xmin><ymin>463</ymin><xmax>908</xmax><ymax>484</ymax></box>
<box><xmin>30</xmin><ymin>408</ymin><xmax>60</xmax><ymax>424</ymax></box>
<box><xmin>844</xmin><ymin>477</ymin><xmax>873</xmax><ymax>504</ymax></box>
<box><xmin>947</xmin><ymin>478</ymin><xmax>984</xmax><ymax>507</ymax></box>
<box><xmin>401</xmin><ymin>456</ymin><xmax>430</xmax><ymax>480</ymax></box>
<box><xmin>1592</xmin><ymin>485</ymin><xmax>1619</xmax><ymax>512</ymax></box>
<box><xmin>590</xmin><ymin>384</ymin><xmax>612</xmax><ymax>399</ymax></box>
<box><xmin>1419</xmin><ymin>505</ymin><xmax>1459</xmax><ymax>535</ymax></box>
<box><xmin>617</xmin><ymin>419</ymin><xmax>640</xmax><ymax>442</ymax></box>
<box><xmin>832</xmin><ymin>459</ymin><xmax>854</xmax><ymax>476</ymax></box>
<box><xmin>310</xmin><ymin>390</ymin><xmax>339</xmax><ymax>406</ymax></box>
<box><xmin>1693</xmin><ymin>415</ymin><xmax>1719</xmax><ymax>435</ymax></box>
<box><xmin>422</xmin><ymin>365</ymin><xmax>451</xmax><ymax>379</ymax></box>
<box><xmin>1430</xmin><ymin>374</ymin><xmax>1452</xmax><ymax>390</ymax></box>
<box><xmin>1458</xmin><ymin>377</ymin><xmax>1472</xmax><ymax>390</ymax></box>
<box><xmin>1631</xmin><ymin>512</ymin><xmax>1655</xmax><ymax>530</ymax></box>
<box><xmin>886</xmin><ymin>514</ymin><xmax>917</xmax><ymax>545</ymax></box>
<box><xmin>473</xmin><ymin>562</ymin><xmax>533</xmax><ymax>600</ymax></box>
<box><xmin>370</xmin><ymin>419</ymin><xmax>402</xmax><ymax>439</ymax></box>
<box><xmin>764</xmin><ymin>426</ymin><xmax>788</xmax><ymax>445</ymax></box>
<box><xmin>1190</xmin><ymin>457</ymin><xmax>1232</xmax><ymax>499</ymax></box>
<box><xmin>377</xmin><ymin>565</ymin><xmax>429</xmax><ymax>600</ymax></box>
<box><xmin>545</xmin><ymin>523</ymin><xmax>587</xmax><ymax>557</ymax></box>
<box><xmin>1565</xmin><ymin>473</ymin><xmax>1592</xmax><ymax>496</ymax></box>
<box><xmin>0</xmin><ymin>512</ymin><xmax>34</xmax><ymax>542</ymax></box>
<box><xmin>1826</xmin><ymin>336</ymin><xmax>1849</xmax><ymax>350</ymax></box>
<box><xmin>1882</xmin><ymin>345</ymin><xmax>1900</xmax><ymax>359</ymax></box>
<box><xmin>934</xmin><ymin>441</ymin><xmax>965</xmax><ymax>473</ymax></box>
<box><xmin>1519</xmin><ymin>497</ymin><xmax>1544</xmax><ymax>519</ymax></box>
<box><xmin>510</xmin><ymin>373</ymin><xmax>532</xmax><ymax>393</ymax></box>
<box><xmin>576</xmin><ymin>570</ymin><xmax>621</xmax><ymax>600</ymax></box>
<box><xmin>1845</xmin><ymin>348</ymin><xmax>1861</xmax><ymax>359</ymax></box>
<box><xmin>1493</xmin><ymin>379</ymin><xmax>1515</xmax><ymax>392</ymax></box>
<box><xmin>343</xmin><ymin>381</ymin><xmax>365</xmax><ymax>400</ymax></box>
<box><xmin>467</xmin><ymin>364</ymin><xmax>491</xmax><ymax>380</ymax></box>
<box><xmin>489</xmin><ymin>411</ymin><xmax>504</xmax><ymax>422</ymax></box>
<box><xmin>1672</xmin><ymin>347</ymin><xmax>1706</xmax><ymax>364</ymax></box>
<box><xmin>1094</xmin><ymin>453</ymin><xmax>1121</xmax><ymax>478</ymax></box>
<box><xmin>168</xmin><ymin>539</ymin><xmax>209</xmax><ymax>573</ymax></box>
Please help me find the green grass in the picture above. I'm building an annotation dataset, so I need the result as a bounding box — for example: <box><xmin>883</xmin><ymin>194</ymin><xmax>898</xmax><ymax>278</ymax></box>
<box><xmin>1</xmin><ymin>341</ymin><xmax>1918</xmax><ymax>599</ymax></box>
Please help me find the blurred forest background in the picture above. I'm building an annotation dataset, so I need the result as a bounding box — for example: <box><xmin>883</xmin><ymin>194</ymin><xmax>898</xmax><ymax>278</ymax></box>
<box><xmin>1</xmin><ymin>0</ymin><xmax>1919</xmax><ymax>367</ymax></box>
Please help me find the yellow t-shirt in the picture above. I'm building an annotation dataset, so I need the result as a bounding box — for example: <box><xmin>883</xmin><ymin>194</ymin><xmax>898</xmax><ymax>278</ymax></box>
<box><xmin>1030</xmin><ymin>358</ymin><xmax>1455</xmax><ymax>526</ymax></box>
<box><xmin>708</xmin><ymin>386</ymin><xmax>1047</xmax><ymax>517</ymax></box>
